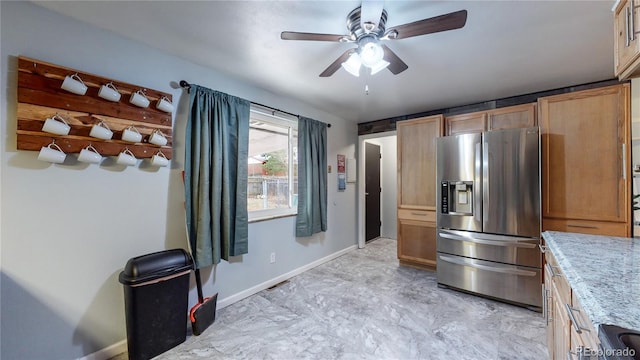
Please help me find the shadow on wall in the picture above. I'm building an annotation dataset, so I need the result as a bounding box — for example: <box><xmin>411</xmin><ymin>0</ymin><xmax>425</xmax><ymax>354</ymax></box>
<box><xmin>73</xmin><ymin>270</ymin><xmax>126</xmax><ymax>358</ymax></box>
<box><xmin>1</xmin><ymin>271</ymin><xmax>98</xmax><ymax>359</ymax></box>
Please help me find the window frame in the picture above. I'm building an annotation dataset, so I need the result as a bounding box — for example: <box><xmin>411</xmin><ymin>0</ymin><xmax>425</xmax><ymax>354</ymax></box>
<box><xmin>247</xmin><ymin>105</ymin><xmax>298</xmax><ymax>222</ymax></box>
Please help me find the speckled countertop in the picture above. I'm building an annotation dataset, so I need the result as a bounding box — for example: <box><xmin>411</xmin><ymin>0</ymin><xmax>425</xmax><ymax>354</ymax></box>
<box><xmin>542</xmin><ymin>231</ymin><xmax>640</xmax><ymax>332</ymax></box>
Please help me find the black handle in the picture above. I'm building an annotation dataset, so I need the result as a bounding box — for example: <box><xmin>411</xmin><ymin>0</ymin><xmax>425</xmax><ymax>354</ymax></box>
<box><xmin>194</xmin><ymin>268</ymin><xmax>204</xmax><ymax>303</ymax></box>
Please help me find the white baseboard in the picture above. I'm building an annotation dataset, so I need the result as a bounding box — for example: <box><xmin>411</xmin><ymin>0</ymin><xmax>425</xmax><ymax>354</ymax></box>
<box><xmin>77</xmin><ymin>339</ymin><xmax>127</xmax><ymax>360</ymax></box>
<box><xmin>81</xmin><ymin>245</ymin><xmax>357</xmax><ymax>360</ymax></box>
<box><xmin>217</xmin><ymin>244</ymin><xmax>357</xmax><ymax>308</ymax></box>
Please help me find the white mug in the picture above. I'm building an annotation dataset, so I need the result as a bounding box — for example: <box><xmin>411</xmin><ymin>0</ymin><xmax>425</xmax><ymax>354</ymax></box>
<box><xmin>89</xmin><ymin>121</ymin><xmax>113</xmax><ymax>140</ymax></box>
<box><xmin>61</xmin><ymin>73</ymin><xmax>87</xmax><ymax>95</ymax></box>
<box><xmin>37</xmin><ymin>143</ymin><xmax>66</xmax><ymax>163</ymax></box>
<box><xmin>121</xmin><ymin>125</ymin><xmax>142</xmax><ymax>143</ymax></box>
<box><xmin>129</xmin><ymin>90</ymin><xmax>149</xmax><ymax>108</ymax></box>
<box><xmin>148</xmin><ymin>129</ymin><xmax>168</xmax><ymax>146</ymax></box>
<box><xmin>42</xmin><ymin>114</ymin><xmax>70</xmax><ymax>136</ymax></box>
<box><xmin>150</xmin><ymin>151</ymin><xmax>169</xmax><ymax>167</ymax></box>
<box><xmin>77</xmin><ymin>145</ymin><xmax>102</xmax><ymax>164</ymax></box>
<box><xmin>156</xmin><ymin>96</ymin><xmax>174</xmax><ymax>113</ymax></box>
<box><xmin>116</xmin><ymin>148</ymin><xmax>137</xmax><ymax>166</ymax></box>
<box><xmin>98</xmin><ymin>82</ymin><xmax>121</xmax><ymax>102</ymax></box>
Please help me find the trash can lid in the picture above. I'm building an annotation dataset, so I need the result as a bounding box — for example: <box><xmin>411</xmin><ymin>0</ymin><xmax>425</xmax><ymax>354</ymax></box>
<box><xmin>119</xmin><ymin>248</ymin><xmax>193</xmax><ymax>285</ymax></box>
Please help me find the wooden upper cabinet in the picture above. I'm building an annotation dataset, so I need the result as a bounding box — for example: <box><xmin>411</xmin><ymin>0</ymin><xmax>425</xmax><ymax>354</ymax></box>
<box><xmin>487</xmin><ymin>103</ymin><xmax>536</xmax><ymax>131</ymax></box>
<box><xmin>397</xmin><ymin>115</ymin><xmax>443</xmax><ymax>210</ymax></box>
<box><xmin>539</xmin><ymin>84</ymin><xmax>630</xmax><ymax>235</ymax></box>
<box><xmin>444</xmin><ymin>111</ymin><xmax>486</xmax><ymax>136</ymax></box>
<box><xmin>444</xmin><ymin>103</ymin><xmax>536</xmax><ymax>136</ymax></box>
<box><xmin>614</xmin><ymin>0</ymin><xmax>640</xmax><ymax>79</ymax></box>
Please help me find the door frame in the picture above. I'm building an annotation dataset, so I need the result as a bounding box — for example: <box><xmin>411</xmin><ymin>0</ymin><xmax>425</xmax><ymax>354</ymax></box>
<box><xmin>357</xmin><ymin>130</ymin><xmax>396</xmax><ymax>249</ymax></box>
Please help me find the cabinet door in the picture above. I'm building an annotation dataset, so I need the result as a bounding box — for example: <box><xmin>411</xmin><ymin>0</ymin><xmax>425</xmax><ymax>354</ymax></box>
<box><xmin>539</xmin><ymin>84</ymin><xmax>630</xmax><ymax>234</ymax></box>
<box><xmin>552</xmin><ymin>282</ymin><xmax>571</xmax><ymax>360</ymax></box>
<box><xmin>569</xmin><ymin>292</ymin><xmax>600</xmax><ymax>354</ymax></box>
<box><xmin>487</xmin><ymin>103</ymin><xmax>536</xmax><ymax>131</ymax></box>
<box><xmin>544</xmin><ymin>263</ymin><xmax>555</xmax><ymax>360</ymax></box>
<box><xmin>397</xmin><ymin>115</ymin><xmax>443</xmax><ymax>210</ymax></box>
<box><xmin>444</xmin><ymin>111</ymin><xmax>486</xmax><ymax>136</ymax></box>
<box><xmin>614</xmin><ymin>0</ymin><xmax>640</xmax><ymax>78</ymax></box>
<box><xmin>397</xmin><ymin>218</ymin><xmax>437</xmax><ymax>268</ymax></box>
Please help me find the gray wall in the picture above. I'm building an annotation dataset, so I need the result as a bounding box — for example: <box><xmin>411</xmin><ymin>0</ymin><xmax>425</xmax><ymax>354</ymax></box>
<box><xmin>0</xmin><ymin>2</ymin><xmax>358</xmax><ymax>359</ymax></box>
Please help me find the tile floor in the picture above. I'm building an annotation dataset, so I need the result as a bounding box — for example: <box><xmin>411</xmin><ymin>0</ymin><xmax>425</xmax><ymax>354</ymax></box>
<box><xmin>114</xmin><ymin>238</ymin><xmax>547</xmax><ymax>359</ymax></box>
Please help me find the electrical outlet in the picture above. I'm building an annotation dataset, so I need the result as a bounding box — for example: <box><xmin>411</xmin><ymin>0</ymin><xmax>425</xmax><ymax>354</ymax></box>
<box><xmin>270</xmin><ymin>252</ymin><xmax>276</xmax><ymax>263</ymax></box>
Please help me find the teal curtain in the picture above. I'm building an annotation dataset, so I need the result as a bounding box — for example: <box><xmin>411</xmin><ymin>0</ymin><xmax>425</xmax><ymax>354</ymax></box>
<box><xmin>296</xmin><ymin>116</ymin><xmax>328</xmax><ymax>237</ymax></box>
<box><xmin>184</xmin><ymin>85</ymin><xmax>250</xmax><ymax>268</ymax></box>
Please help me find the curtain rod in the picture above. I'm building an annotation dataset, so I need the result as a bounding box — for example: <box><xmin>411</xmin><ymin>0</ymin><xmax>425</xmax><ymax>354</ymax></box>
<box><xmin>179</xmin><ymin>80</ymin><xmax>331</xmax><ymax>128</ymax></box>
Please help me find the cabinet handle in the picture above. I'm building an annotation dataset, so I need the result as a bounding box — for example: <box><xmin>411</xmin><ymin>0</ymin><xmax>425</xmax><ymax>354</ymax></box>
<box><xmin>567</xmin><ymin>224</ymin><xmax>598</xmax><ymax>229</ymax></box>
<box><xmin>627</xmin><ymin>5</ymin><xmax>632</xmax><ymax>47</ymax></box>
<box><xmin>538</xmin><ymin>244</ymin><xmax>548</xmax><ymax>253</ymax></box>
<box><xmin>541</xmin><ymin>284</ymin><xmax>546</xmax><ymax>321</ymax></box>
<box><xmin>410</xmin><ymin>212</ymin><xmax>427</xmax><ymax>216</ymax></box>
<box><xmin>542</xmin><ymin>284</ymin><xmax>553</xmax><ymax>325</ymax></box>
<box><xmin>622</xmin><ymin>143</ymin><xmax>627</xmax><ymax>180</ymax></box>
<box><xmin>546</xmin><ymin>288</ymin><xmax>553</xmax><ymax>323</ymax></box>
<box><xmin>545</xmin><ymin>262</ymin><xmax>561</xmax><ymax>278</ymax></box>
<box><xmin>564</xmin><ymin>304</ymin><xmax>590</xmax><ymax>334</ymax></box>
<box><xmin>632</xmin><ymin>0</ymin><xmax>637</xmax><ymax>42</ymax></box>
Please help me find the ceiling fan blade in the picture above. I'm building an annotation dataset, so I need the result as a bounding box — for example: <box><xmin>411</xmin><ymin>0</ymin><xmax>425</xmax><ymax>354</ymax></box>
<box><xmin>320</xmin><ymin>49</ymin><xmax>355</xmax><ymax>77</ymax></box>
<box><xmin>361</xmin><ymin>0</ymin><xmax>385</xmax><ymax>32</ymax></box>
<box><xmin>386</xmin><ymin>9</ymin><xmax>467</xmax><ymax>40</ymax></box>
<box><xmin>381</xmin><ymin>45</ymin><xmax>408</xmax><ymax>75</ymax></box>
<box><xmin>281</xmin><ymin>31</ymin><xmax>347</xmax><ymax>42</ymax></box>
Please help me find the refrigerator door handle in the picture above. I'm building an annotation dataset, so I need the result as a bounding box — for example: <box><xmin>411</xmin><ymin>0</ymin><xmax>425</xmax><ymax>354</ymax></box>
<box><xmin>474</xmin><ymin>141</ymin><xmax>482</xmax><ymax>225</ymax></box>
<box><xmin>482</xmin><ymin>139</ymin><xmax>489</xmax><ymax>230</ymax></box>
<box><xmin>438</xmin><ymin>255</ymin><xmax>538</xmax><ymax>277</ymax></box>
<box><xmin>438</xmin><ymin>232</ymin><xmax>537</xmax><ymax>248</ymax></box>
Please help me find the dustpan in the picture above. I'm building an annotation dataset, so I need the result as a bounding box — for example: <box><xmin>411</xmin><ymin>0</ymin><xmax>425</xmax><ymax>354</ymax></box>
<box><xmin>189</xmin><ymin>268</ymin><xmax>217</xmax><ymax>336</ymax></box>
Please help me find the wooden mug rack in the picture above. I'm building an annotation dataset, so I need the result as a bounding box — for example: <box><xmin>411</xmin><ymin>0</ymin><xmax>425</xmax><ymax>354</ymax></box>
<box><xmin>16</xmin><ymin>56</ymin><xmax>173</xmax><ymax>160</ymax></box>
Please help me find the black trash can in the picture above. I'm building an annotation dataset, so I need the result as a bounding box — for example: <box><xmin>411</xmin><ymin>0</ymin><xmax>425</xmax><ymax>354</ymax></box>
<box><xmin>118</xmin><ymin>249</ymin><xmax>194</xmax><ymax>360</ymax></box>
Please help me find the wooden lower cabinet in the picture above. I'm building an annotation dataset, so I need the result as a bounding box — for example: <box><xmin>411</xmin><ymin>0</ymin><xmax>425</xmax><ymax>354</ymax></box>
<box><xmin>397</xmin><ymin>214</ymin><xmax>437</xmax><ymax>270</ymax></box>
<box><xmin>544</xmin><ymin>249</ymin><xmax>600</xmax><ymax>359</ymax></box>
<box><xmin>551</xmin><ymin>281</ymin><xmax>571</xmax><ymax>360</ymax></box>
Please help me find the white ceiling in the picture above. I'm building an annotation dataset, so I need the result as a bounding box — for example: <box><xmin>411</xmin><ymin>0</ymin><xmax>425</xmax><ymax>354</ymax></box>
<box><xmin>33</xmin><ymin>0</ymin><xmax>617</xmax><ymax>123</ymax></box>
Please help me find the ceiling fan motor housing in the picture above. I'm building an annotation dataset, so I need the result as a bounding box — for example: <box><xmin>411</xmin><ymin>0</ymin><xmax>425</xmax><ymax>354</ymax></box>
<box><xmin>346</xmin><ymin>6</ymin><xmax>388</xmax><ymax>40</ymax></box>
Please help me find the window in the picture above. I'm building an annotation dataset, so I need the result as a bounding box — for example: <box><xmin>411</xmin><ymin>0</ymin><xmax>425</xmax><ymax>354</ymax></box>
<box><xmin>247</xmin><ymin>105</ymin><xmax>298</xmax><ymax>221</ymax></box>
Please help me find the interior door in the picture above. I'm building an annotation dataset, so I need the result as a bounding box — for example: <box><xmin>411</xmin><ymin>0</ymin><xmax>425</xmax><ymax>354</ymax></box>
<box><xmin>365</xmin><ymin>142</ymin><xmax>381</xmax><ymax>241</ymax></box>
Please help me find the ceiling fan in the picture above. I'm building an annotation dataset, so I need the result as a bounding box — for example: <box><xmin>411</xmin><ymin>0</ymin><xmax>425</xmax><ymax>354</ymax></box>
<box><xmin>281</xmin><ymin>1</ymin><xmax>467</xmax><ymax>77</ymax></box>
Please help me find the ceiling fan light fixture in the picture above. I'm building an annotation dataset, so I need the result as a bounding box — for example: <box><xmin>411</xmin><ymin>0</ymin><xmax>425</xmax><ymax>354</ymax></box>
<box><xmin>359</xmin><ymin>40</ymin><xmax>384</xmax><ymax>68</ymax></box>
<box><xmin>370</xmin><ymin>59</ymin><xmax>390</xmax><ymax>75</ymax></box>
<box><xmin>341</xmin><ymin>52</ymin><xmax>362</xmax><ymax>77</ymax></box>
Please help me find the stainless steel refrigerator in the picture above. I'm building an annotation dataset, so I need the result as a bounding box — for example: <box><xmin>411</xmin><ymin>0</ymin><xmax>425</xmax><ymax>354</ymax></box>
<box><xmin>436</xmin><ymin>127</ymin><xmax>541</xmax><ymax>310</ymax></box>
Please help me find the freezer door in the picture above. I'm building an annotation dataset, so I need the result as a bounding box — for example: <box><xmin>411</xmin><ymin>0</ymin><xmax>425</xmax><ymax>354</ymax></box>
<box><xmin>437</xmin><ymin>229</ymin><xmax>541</xmax><ymax>268</ymax></box>
<box><xmin>483</xmin><ymin>127</ymin><xmax>540</xmax><ymax>237</ymax></box>
<box><xmin>436</xmin><ymin>133</ymin><xmax>482</xmax><ymax>232</ymax></box>
<box><xmin>436</xmin><ymin>253</ymin><xmax>542</xmax><ymax>309</ymax></box>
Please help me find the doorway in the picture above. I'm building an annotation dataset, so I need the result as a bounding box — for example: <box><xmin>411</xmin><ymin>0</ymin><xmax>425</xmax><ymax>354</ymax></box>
<box><xmin>357</xmin><ymin>133</ymin><xmax>397</xmax><ymax>249</ymax></box>
<box><xmin>365</xmin><ymin>142</ymin><xmax>381</xmax><ymax>242</ymax></box>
